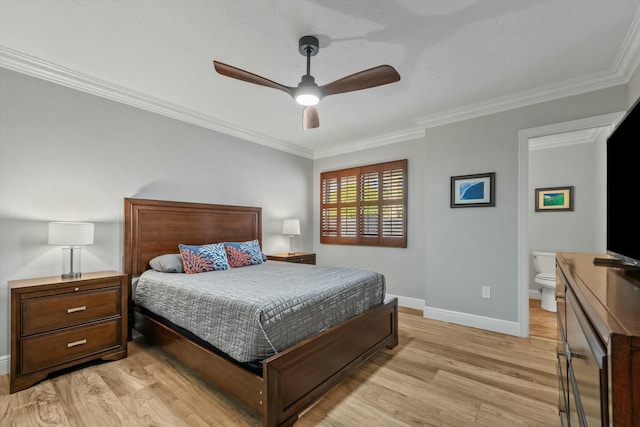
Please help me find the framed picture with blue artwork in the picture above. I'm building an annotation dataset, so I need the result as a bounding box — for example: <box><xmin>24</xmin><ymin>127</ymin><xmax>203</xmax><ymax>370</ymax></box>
<box><xmin>450</xmin><ymin>172</ymin><xmax>495</xmax><ymax>208</ymax></box>
<box><xmin>535</xmin><ymin>186</ymin><xmax>574</xmax><ymax>212</ymax></box>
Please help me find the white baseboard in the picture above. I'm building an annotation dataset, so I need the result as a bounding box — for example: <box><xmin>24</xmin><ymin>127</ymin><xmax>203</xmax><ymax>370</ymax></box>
<box><xmin>386</xmin><ymin>294</ymin><xmax>425</xmax><ymax>311</ymax></box>
<box><xmin>389</xmin><ymin>294</ymin><xmax>521</xmax><ymax>336</ymax></box>
<box><xmin>529</xmin><ymin>289</ymin><xmax>542</xmax><ymax>299</ymax></box>
<box><xmin>423</xmin><ymin>305</ymin><xmax>521</xmax><ymax>337</ymax></box>
<box><xmin>0</xmin><ymin>354</ymin><xmax>8</xmax><ymax>375</ymax></box>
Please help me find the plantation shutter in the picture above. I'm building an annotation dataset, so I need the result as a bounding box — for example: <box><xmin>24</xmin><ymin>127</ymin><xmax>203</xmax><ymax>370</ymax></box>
<box><xmin>320</xmin><ymin>159</ymin><xmax>407</xmax><ymax>247</ymax></box>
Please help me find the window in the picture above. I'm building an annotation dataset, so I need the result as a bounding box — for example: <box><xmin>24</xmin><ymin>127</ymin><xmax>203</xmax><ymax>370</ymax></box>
<box><xmin>320</xmin><ymin>159</ymin><xmax>407</xmax><ymax>247</ymax></box>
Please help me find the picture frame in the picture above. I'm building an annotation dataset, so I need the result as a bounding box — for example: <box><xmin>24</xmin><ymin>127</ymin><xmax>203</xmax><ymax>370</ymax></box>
<box><xmin>535</xmin><ymin>186</ymin><xmax>574</xmax><ymax>212</ymax></box>
<box><xmin>450</xmin><ymin>172</ymin><xmax>495</xmax><ymax>208</ymax></box>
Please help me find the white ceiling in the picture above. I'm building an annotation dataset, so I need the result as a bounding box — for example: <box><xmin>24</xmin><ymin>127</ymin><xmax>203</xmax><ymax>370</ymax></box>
<box><xmin>1</xmin><ymin>0</ymin><xmax>639</xmax><ymax>159</ymax></box>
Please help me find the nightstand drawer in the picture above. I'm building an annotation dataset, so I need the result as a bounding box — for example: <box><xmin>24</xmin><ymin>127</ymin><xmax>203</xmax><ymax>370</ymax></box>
<box><xmin>267</xmin><ymin>253</ymin><xmax>316</xmax><ymax>265</ymax></box>
<box><xmin>22</xmin><ymin>287</ymin><xmax>121</xmax><ymax>336</ymax></box>
<box><xmin>291</xmin><ymin>254</ymin><xmax>315</xmax><ymax>264</ymax></box>
<box><xmin>21</xmin><ymin>319</ymin><xmax>121</xmax><ymax>374</ymax></box>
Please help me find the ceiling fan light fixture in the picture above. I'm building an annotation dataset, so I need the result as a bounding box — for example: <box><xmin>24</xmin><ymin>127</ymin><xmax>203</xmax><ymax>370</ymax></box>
<box><xmin>213</xmin><ymin>34</ymin><xmax>401</xmax><ymax>129</ymax></box>
<box><xmin>295</xmin><ymin>75</ymin><xmax>320</xmax><ymax>106</ymax></box>
<box><xmin>296</xmin><ymin>92</ymin><xmax>319</xmax><ymax>106</ymax></box>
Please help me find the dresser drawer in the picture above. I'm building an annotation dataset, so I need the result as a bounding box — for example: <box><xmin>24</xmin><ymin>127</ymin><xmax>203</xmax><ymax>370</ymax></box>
<box><xmin>21</xmin><ymin>319</ymin><xmax>121</xmax><ymax>374</ymax></box>
<box><xmin>21</xmin><ymin>287</ymin><xmax>121</xmax><ymax>336</ymax></box>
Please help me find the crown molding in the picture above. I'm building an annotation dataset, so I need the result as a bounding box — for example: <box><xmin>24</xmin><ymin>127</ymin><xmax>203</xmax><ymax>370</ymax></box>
<box><xmin>416</xmin><ymin>69</ymin><xmax>627</xmax><ymax>130</ymax></box>
<box><xmin>0</xmin><ymin>44</ymin><xmax>426</xmax><ymax>159</ymax></box>
<box><xmin>418</xmin><ymin>8</ymin><xmax>640</xmax><ymax>130</ymax></box>
<box><xmin>0</xmin><ymin>46</ymin><xmax>314</xmax><ymax>159</ymax></box>
<box><xmin>614</xmin><ymin>4</ymin><xmax>640</xmax><ymax>82</ymax></box>
<box><xmin>528</xmin><ymin>127</ymin><xmax>607</xmax><ymax>151</ymax></box>
<box><xmin>312</xmin><ymin>127</ymin><xmax>425</xmax><ymax>159</ymax></box>
<box><xmin>2</xmin><ymin>6</ymin><xmax>639</xmax><ymax>159</ymax></box>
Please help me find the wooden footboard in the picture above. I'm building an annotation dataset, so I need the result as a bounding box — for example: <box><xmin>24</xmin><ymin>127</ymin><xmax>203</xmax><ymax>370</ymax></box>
<box><xmin>134</xmin><ymin>297</ymin><xmax>398</xmax><ymax>426</ymax></box>
<box><xmin>263</xmin><ymin>297</ymin><xmax>398</xmax><ymax>426</ymax></box>
<box><xmin>133</xmin><ymin>310</ymin><xmax>265</xmax><ymax>414</ymax></box>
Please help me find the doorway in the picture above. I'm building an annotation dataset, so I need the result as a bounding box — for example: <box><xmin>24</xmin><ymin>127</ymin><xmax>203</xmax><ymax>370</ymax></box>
<box><xmin>527</xmin><ymin>127</ymin><xmax>609</xmax><ymax>339</ymax></box>
<box><xmin>517</xmin><ymin>112</ymin><xmax>624</xmax><ymax>337</ymax></box>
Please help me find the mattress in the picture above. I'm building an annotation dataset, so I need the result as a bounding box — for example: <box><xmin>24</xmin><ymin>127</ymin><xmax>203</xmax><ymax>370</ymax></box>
<box><xmin>133</xmin><ymin>261</ymin><xmax>386</xmax><ymax>363</ymax></box>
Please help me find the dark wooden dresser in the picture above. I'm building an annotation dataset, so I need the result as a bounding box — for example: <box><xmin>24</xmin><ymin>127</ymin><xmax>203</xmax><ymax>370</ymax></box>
<box><xmin>556</xmin><ymin>252</ymin><xmax>640</xmax><ymax>426</ymax></box>
<box><xmin>9</xmin><ymin>270</ymin><xmax>128</xmax><ymax>393</ymax></box>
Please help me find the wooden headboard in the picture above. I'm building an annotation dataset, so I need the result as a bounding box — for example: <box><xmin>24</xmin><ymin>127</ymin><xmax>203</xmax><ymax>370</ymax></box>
<box><xmin>124</xmin><ymin>198</ymin><xmax>262</xmax><ymax>276</ymax></box>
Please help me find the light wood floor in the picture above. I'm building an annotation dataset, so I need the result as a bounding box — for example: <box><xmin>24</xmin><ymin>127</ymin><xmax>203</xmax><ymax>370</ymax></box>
<box><xmin>529</xmin><ymin>298</ymin><xmax>557</xmax><ymax>341</ymax></box>
<box><xmin>0</xmin><ymin>306</ymin><xmax>559</xmax><ymax>426</ymax></box>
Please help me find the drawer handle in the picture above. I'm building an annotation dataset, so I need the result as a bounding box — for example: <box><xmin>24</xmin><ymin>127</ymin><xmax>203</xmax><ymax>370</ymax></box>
<box><xmin>67</xmin><ymin>305</ymin><xmax>87</xmax><ymax>314</ymax></box>
<box><xmin>67</xmin><ymin>339</ymin><xmax>87</xmax><ymax>348</ymax></box>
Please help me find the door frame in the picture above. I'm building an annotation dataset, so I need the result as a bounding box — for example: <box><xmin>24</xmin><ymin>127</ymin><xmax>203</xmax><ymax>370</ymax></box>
<box><xmin>517</xmin><ymin>112</ymin><xmax>624</xmax><ymax>337</ymax></box>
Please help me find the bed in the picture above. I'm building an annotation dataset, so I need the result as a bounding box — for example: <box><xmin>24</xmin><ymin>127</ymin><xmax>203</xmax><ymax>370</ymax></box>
<box><xmin>124</xmin><ymin>198</ymin><xmax>399</xmax><ymax>427</ymax></box>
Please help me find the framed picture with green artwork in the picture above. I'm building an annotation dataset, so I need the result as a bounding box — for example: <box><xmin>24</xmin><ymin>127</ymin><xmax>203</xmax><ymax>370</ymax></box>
<box><xmin>535</xmin><ymin>186</ymin><xmax>574</xmax><ymax>212</ymax></box>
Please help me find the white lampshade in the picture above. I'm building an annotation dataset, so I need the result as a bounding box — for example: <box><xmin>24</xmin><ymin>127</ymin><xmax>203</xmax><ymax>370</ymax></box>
<box><xmin>48</xmin><ymin>222</ymin><xmax>94</xmax><ymax>246</ymax></box>
<box><xmin>282</xmin><ymin>219</ymin><xmax>300</xmax><ymax>236</ymax></box>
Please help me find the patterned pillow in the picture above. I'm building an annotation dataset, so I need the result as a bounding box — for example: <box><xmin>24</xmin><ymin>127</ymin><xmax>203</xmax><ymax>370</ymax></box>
<box><xmin>224</xmin><ymin>239</ymin><xmax>264</xmax><ymax>268</ymax></box>
<box><xmin>178</xmin><ymin>243</ymin><xmax>230</xmax><ymax>274</ymax></box>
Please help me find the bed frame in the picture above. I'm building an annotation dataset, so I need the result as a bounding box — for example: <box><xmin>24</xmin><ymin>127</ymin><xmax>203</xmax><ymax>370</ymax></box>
<box><xmin>123</xmin><ymin>198</ymin><xmax>398</xmax><ymax>427</ymax></box>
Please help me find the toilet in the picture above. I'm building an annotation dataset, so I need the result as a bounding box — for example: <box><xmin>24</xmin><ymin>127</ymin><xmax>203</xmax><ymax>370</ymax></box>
<box><xmin>532</xmin><ymin>251</ymin><xmax>557</xmax><ymax>312</ymax></box>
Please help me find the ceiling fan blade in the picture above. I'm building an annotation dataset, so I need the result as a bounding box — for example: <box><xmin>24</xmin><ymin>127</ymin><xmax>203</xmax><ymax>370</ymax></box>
<box><xmin>303</xmin><ymin>107</ymin><xmax>319</xmax><ymax>130</ymax></box>
<box><xmin>320</xmin><ymin>65</ymin><xmax>400</xmax><ymax>97</ymax></box>
<box><xmin>213</xmin><ymin>61</ymin><xmax>294</xmax><ymax>96</ymax></box>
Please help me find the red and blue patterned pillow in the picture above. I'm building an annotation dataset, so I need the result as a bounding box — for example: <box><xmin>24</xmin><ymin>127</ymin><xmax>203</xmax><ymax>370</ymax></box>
<box><xmin>178</xmin><ymin>243</ymin><xmax>230</xmax><ymax>274</ymax></box>
<box><xmin>224</xmin><ymin>239</ymin><xmax>264</xmax><ymax>268</ymax></box>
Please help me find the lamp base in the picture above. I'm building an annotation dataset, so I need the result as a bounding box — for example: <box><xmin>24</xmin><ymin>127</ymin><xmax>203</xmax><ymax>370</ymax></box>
<box><xmin>61</xmin><ymin>272</ymin><xmax>82</xmax><ymax>279</ymax></box>
<box><xmin>288</xmin><ymin>235</ymin><xmax>295</xmax><ymax>255</ymax></box>
<box><xmin>61</xmin><ymin>246</ymin><xmax>82</xmax><ymax>280</ymax></box>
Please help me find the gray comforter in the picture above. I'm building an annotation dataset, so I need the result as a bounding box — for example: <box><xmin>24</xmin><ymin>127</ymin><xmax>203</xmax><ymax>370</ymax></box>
<box><xmin>133</xmin><ymin>261</ymin><xmax>385</xmax><ymax>362</ymax></box>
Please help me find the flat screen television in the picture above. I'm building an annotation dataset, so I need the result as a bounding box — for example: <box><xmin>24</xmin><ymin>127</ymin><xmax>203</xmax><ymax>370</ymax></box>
<box><xmin>596</xmin><ymin>97</ymin><xmax>640</xmax><ymax>268</ymax></box>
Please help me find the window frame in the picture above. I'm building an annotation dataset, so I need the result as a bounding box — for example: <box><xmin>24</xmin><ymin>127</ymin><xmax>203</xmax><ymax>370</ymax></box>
<box><xmin>320</xmin><ymin>159</ymin><xmax>407</xmax><ymax>248</ymax></box>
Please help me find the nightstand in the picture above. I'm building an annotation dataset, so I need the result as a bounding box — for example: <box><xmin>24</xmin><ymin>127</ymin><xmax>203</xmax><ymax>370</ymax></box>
<box><xmin>9</xmin><ymin>270</ymin><xmax>128</xmax><ymax>393</ymax></box>
<box><xmin>267</xmin><ymin>252</ymin><xmax>316</xmax><ymax>265</ymax></box>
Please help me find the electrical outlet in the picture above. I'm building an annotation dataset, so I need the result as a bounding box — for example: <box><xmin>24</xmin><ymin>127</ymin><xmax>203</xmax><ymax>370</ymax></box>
<box><xmin>482</xmin><ymin>286</ymin><xmax>491</xmax><ymax>299</ymax></box>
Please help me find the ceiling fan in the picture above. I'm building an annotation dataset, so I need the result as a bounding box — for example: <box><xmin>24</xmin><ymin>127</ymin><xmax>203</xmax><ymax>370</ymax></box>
<box><xmin>213</xmin><ymin>35</ymin><xmax>401</xmax><ymax>130</ymax></box>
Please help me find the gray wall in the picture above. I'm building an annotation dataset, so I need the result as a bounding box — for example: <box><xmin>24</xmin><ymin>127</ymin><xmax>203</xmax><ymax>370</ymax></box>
<box><xmin>0</xmin><ymin>69</ymin><xmax>313</xmax><ymax>361</ymax></box>
<box><xmin>423</xmin><ymin>88</ymin><xmax>625</xmax><ymax>323</ymax></box>
<box><xmin>315</xmin><ymin>86</ymin><xmax>628</xmax><ymax>328</ymax></box>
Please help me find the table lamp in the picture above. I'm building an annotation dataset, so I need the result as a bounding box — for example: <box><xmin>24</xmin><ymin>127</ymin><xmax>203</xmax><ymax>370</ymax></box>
<box><xmin>282</xmin><ymin>219</ymin><xmax>300</xmax><ymax>255</ymax></box>
<box><xmin>48</xmin><ymin>222</ymin><xmax>94</xmax><ymax>278</ymax></box>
